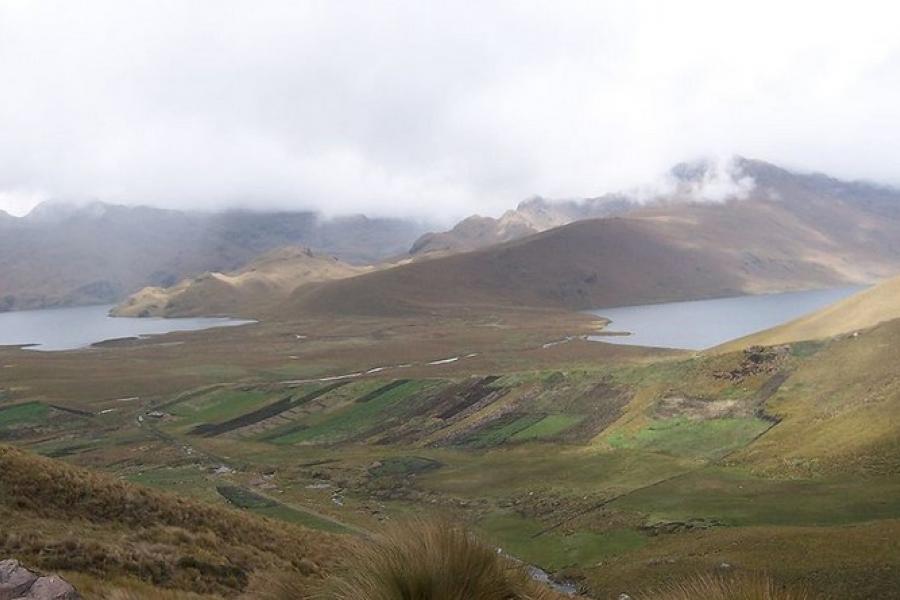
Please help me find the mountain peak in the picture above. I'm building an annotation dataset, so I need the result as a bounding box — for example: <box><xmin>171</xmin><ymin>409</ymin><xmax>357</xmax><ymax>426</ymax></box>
<box><xmin>24</xmin><ymin>200</ymin><xmax>117</xmax><ymax>223</ymax></box>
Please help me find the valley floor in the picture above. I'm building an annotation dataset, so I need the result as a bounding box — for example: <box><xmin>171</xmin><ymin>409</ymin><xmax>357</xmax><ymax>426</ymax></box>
<box><xmin>1</xmin><ymin>308</ymin><xmax>899</xmax><ymax>598</ymax></box>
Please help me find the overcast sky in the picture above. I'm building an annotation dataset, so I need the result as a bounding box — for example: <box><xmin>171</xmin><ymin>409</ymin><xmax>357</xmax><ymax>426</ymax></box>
<box><xmin>2</xmin><ymin>1</ymin><xmax>900</xmax><ymax>221</ymax></box>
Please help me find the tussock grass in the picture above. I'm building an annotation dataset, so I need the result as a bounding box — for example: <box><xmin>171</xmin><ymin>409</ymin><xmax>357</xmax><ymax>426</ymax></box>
<box><xmin>638</xmin><ymin>572</ymin><xmax>812</xmax><ymax>600</ymax></box>
<box><xmin>254</xmin><ymin>519</ymin><xmax>565</xmax><ymax>600</ymax></box>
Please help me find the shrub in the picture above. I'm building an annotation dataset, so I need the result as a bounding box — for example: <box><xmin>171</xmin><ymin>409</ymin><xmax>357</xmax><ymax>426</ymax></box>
<box><xmin>638</xmin><ymin>572</ymin><xmax>812</xmax><ymax>600</ymax></box>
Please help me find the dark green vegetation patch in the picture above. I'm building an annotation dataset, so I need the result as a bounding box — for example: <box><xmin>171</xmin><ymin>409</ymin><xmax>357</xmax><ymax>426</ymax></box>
<box><xmin>216</xmin><ymin>485</ymin><xmax>350</xmax><ymax>533</ymax></box>
<box><xmin>461</xmin><ymin>413</ymin><xmax>545</xmax><ymax>447</ymax></box>
<box><xmin>268</xmin><ymin>379</ymin><xmax>436</xmax><ymax>445</ymax></box>
<box><xmin>0</xmin><ymin>402</ymin><xmax>48</xmax><ymax>428</ymax></box>
<box><xmin>459</xmin><ymin>413</ymin><xmax>584</xmax><ymax>447</ymax></box>
<box><xmin>355</xmin><ymin>379</ymin><xmax>410</xmax><ymax>403</ymax></box>
<box><xmin>369</xmin><ymin>456</ymin><xmax>442</xmax><ymax>477</ymax></box>
<box><xmin>192</xmin><ymin>381</ymin><xmax>349</xmax><ymax>437</ymax></box>
<box><xmin>216</xmin><ymin>485</ymin><xmax>278</xmax><ymax>509</ymax></box>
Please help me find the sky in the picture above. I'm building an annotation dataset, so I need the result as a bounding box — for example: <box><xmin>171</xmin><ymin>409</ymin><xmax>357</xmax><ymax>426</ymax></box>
<box><xmin>2</xmin><ymin>1</ymin><xmax>900</xmax><ymax>222</ymax></box>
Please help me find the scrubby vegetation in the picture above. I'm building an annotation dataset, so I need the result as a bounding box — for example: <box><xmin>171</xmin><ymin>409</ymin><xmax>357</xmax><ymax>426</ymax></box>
<box><xmin>254</xmin><ymin>520</ymin><xmax>565</xmax><ymax>600</ymax></box>
<box><xmin>637</xmin><ymin>572</ymin><xmax>810</xmax><ymax>600</ymax></box>
<box><xmin>0</xmin><ymin>445</ymin><xmax>341</xmax><ymax>597</ymax></box>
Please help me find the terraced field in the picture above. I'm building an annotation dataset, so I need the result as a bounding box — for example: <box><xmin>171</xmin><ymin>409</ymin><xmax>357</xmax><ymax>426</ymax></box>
<box><xmin>152</xmin><ymin>374</ymin><xmax>642</xmax><ymax>452</ymax></box>
<box><xmin>0</xmin><ymin>400</ymin><xmax>91</xmax><ymax>442</ymax></box>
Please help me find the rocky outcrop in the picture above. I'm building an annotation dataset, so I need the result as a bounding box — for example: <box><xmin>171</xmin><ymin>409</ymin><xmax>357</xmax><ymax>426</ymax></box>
<box><xmin>409</xmin><ymin>195</ymin><xmax>636</xmax><ymax>256</ymax></box>
<box><xmin>0</xmin><ymin>560</ymin><xmax>80</xmax><ymax>600</ymax></box>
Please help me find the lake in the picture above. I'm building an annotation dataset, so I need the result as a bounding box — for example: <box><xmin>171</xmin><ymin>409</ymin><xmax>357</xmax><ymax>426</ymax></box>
<box><xmin>587</xmin><ymin>286</ymin><xmax>864</xmax><ymax>350</ymax></box>
<box><xmin>0</xmin><ymin>304</ymin><xmax>254</xmax><ymax>352</ymax></box>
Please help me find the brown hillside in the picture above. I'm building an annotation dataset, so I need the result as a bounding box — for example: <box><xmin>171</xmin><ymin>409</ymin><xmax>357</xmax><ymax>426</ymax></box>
<box><xmin>733</xmin><ymin>315</ymin><xmax>900</xmax><ymax>476</ymax></box>
<box><xmin>0</xmin><ymin>445</ymin><xmax>341</xmax><ymax>597</ymax></box>
<box><xmin>285</xmin><ymin>192</ymin><xmax>898</xmax><ymax>317</ymax></box>
<box><xmin>286</xmin><ymin>217</ymin><xmax>740</xmax><ymax>316</ymax></box>
<box><xmin>113</xmin><ymin>246</ymin><xmax>368</xmax><ymax>318</ymax></box>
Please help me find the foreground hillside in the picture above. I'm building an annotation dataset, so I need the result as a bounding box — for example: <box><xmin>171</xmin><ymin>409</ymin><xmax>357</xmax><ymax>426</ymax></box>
<box><xmin>0</xmin><ymin>444</ymin><xmax>342</xmax><ymax>598</ymax></box>
<box><xmin>716</xmin><ymin>275</ymin><xmax>900</xmax><ymax>351</ymax></box>
<box><xmin>0</xmin><ymin>202</ymin><xmax>426</xmax><ymax>312</ymax></box>
<box><xmin>112</xmin><ymin>247</ymin><xmax>368</xmax><ymax>318</ymax></box>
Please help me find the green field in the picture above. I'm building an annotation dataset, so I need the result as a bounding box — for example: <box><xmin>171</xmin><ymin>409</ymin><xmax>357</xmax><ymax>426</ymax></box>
<box><xmin>0</xmin><ymin>402</ymin><xmax>48</xmax><ymax>428</ymax></box>
<box><xmin>269</xmin><ymin>379</ymin><xmax>437</xmax><ymax>444</ymax></box>
<box><xmin>164</xmin><ymin>387</ymin><xmax>285</xmax><ymax>432</ymax></box>
<box><xmin>217</xmin><ymin>484</ymin><xmax>351</xmax><ymax>533</ymax></box>
<box><xmin>605</xmin><ymin>417</ymin><xmax>772</xmax><ymax>458</ymax></box>
<box><xmin>465</xmin><ymin>414</ymin><xmax>545</xmax><ymax>447</ymax></box>
<box><xmin>509</xmin><ymin>414</ymin><xmax>583</xmax><ymax>441</ymax></box>
<box><xmin>611</xmin><ymin>467</ymin><xmax>900</xmax><ymax>527</ymax></box>
<box><xmin>477</xmin><ymin>511</ymin><xmax>647</xmax><ymax>571</ymax></box>
<box><xmin>370</xmin><ymin>456</ymin><xmax>442</xmax><ymax>477</ymax></box>
<box><xmin>125</xmin><ymin>466</ymin><xmax>223</xmax><ymax>503</ymax></box>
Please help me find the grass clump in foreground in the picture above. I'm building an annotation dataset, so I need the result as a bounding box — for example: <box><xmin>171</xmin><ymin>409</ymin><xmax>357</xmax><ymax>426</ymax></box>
<box><xmin>255</xmin><ymin>520</ymin><xmax>565</xmax><ymax>600</ymax></box>
<box><xmin>638</xmin><ymin>572</ymin><xmax>811</xmax><ymax>600</ymax></box>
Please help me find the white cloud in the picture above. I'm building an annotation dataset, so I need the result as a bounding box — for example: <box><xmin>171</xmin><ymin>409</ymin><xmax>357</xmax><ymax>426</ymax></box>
<box><xmin>2</xmin><ymin>1</ymin><xmax>900</xmax><ymax>220</ymax></box>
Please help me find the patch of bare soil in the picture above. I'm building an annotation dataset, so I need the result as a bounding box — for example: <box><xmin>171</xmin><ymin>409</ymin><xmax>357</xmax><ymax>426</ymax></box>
<box><xmin>559</xmin><ymin>382</ymin><xmax>632</xmax><ymax>442</ymax></box>
<box><xmin>654</xmin><ymin>395</ymin><xmax>743</xmax><ymax>420</ymax></box>
<box><xmin>712</xmin><ymin>345</ymin><xmax>790</xmax><ymax>382</ymax></box>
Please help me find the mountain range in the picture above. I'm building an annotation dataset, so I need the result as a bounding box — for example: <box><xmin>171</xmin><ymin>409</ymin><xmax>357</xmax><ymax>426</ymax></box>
<box><xmin>284</xmin><ymin>158</ymin><xmax>900</xmax><ymax>317</ymax></box>
<box><xmin>408</xmin><ymin>194</ymin><xmax>636</xmax><ymax>256</ymax></box>
<box><xmin>15</xmin><ymin>157</ymin><xmax>900</xmax><ymax>321</ymax></box>
<box><xmin>0</xmin><ymin>202</ymin><xmax>428</xmax><ymax>312</ymax></box>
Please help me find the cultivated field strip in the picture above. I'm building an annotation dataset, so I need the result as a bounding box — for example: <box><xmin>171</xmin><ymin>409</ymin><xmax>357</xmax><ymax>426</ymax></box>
<box><xmin>190</xmin><ymin>381</ymin><xmax>350</xmax><ymax>437</ymax></box>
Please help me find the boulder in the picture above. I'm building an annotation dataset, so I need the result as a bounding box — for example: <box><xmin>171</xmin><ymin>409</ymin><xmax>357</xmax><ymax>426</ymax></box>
<box><xmin>0</xmin><ymin>560</ymin><xmax>80</xmax><ymax>600</ymax></box>
<box><xmin>0</xmin><ymin>559</ymin><xmax>36</xmax><ymax>600</ymax></box>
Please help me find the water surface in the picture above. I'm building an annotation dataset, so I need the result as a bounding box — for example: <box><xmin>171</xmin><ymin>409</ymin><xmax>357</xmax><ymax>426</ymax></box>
<box><xmin>0</xmin><ymin>304</ymin><xmax>254</xmax><ymax>351</ymax></box>
<box><xmin>587</xmin><ymin>286</ymin><xmax>864</xmax><ymax>350</ymax></box>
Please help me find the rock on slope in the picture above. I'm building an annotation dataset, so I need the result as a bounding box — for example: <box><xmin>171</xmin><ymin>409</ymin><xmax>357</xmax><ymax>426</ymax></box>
<box><xmin>0</xmin><ymin>560</ymin><xmax>80</xmax><ymax>600</ymax></box>
<box><xmin>112</xmin><ymin>246</ymin><xmax>369</xmax><ymax>317</ymax></box>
